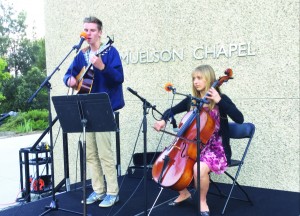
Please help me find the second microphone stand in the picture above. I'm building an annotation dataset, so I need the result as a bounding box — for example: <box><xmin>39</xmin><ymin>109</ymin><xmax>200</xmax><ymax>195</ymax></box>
<box><xmin>127</xmin><ymin>87</ymin><xmax>162</xmax><ymax>216</ymax></box>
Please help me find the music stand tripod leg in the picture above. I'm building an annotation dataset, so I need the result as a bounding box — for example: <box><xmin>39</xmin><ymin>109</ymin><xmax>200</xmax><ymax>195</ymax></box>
<box><xmin>81</xmin><ymin>118</ymin><xmax>88</xmax><ymax>216</ymax></box>
<box><xmin>41</xmin><ymin>116</ymin><xmax>90</xmax><ymax>216</ymax></box>
<box><xmin>39</xmin><ymin>87</ymin><xmax>84</xmax><ymax>216</ymax></box>
<box><xmin>40</xmin><ymin>132</ymin><xmax>84</xmax><ymax>216</ymax></box>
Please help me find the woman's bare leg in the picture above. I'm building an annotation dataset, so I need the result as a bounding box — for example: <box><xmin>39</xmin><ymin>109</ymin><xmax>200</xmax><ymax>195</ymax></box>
<box><xmin>173</xmin><ymin>188</ymin><xmax>192</xmax><ymax>203</ymax></box>
<box><xmin>194</xmin><ymin>162</ymin><xmax>210</xmax><ymax>211</ymax></box>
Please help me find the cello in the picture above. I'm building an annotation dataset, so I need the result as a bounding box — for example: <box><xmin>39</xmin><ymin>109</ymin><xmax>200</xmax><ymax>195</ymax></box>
<box><xmin>152</xmin><ymin>69</ymin><xmax>233</xmax><ymax>191</ymax></box>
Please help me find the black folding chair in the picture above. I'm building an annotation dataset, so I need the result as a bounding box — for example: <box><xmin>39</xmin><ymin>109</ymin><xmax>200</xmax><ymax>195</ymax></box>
<box><xmin>210</xmin><ymin>122</ymin><xmax>255</xmax><ymax>214</ymax></box>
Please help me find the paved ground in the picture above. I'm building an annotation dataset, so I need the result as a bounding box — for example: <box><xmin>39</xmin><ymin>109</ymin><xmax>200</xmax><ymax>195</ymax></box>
<box><xmin>0</xmin><ymin>132</ymin><xmax>49</xmax><ymax>211</ymax></box>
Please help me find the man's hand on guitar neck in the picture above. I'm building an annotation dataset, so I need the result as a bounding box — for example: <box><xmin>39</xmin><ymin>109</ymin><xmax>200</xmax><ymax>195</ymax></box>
<box><xmin>90</xmin><ymin>55</ymin><xmax>105</xmax><ymax>71</ymax></box>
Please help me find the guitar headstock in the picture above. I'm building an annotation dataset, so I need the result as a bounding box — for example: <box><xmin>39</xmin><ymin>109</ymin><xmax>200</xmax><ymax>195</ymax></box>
<box><xmin>106</xmin><ymin>35</ymin><xmax>114</xmax><ymax>45</ymax></box>
<box><xmin>96</xmin><ymin>36</ymin><xmax>114</xmax><ymax>56</ymax></box>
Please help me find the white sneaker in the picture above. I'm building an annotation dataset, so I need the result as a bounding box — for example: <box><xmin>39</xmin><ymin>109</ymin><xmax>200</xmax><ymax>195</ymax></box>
<box><xmin>99</xmin><ymin>195</ymin><xmax>119</xmax><ymax>207</ymax></box>
<box><xmin>82</xmin><ymin>191</ymin><xmax>106</xmax><ymax>204</ymax></box>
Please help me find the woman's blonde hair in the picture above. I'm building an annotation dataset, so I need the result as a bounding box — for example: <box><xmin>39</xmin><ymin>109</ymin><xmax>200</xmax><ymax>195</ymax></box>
<box><xmin>191</xmin><ymin>65</ymin><xmax>220</xmax><ymax>110</ymax></box>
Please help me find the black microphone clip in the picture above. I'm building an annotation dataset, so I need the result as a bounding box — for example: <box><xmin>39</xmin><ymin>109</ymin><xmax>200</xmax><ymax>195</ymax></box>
<box><xmin>167</xmin><ymin>85</ymin><xmax>176</xmax><ymax>92</ymax></box>
<box><xmin>74</xmin><ymin>37</ymin><xmax>85</xmax><ymax>53</ymax></box>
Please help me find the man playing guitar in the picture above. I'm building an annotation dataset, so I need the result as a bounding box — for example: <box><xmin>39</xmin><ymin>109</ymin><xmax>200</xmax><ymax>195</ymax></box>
<box><xmin>63</xmin><ymin>16</ymin><xmax>124</xmax><ymax>208</ymax></box>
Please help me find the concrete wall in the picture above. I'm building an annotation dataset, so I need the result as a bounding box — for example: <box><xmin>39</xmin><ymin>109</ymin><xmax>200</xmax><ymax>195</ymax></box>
<box><xmin>44</xmin><ymin>0</ymin><xmax>299</xmax><ymax>192</ymax></box>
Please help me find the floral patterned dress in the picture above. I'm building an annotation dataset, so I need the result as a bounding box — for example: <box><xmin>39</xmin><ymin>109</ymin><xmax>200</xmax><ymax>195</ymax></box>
<box><xmin>200</xmin><ymin>106</ymin><xmax>228</xmax><ymax>174</ymax></box>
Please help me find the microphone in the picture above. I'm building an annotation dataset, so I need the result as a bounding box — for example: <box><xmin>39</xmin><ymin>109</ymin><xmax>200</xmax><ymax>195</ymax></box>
<box><xmin>127</xmin><ymin>87</ymin><xmax>138</xmax><ymax>95</ymax></box>
<box><xmin>164</xmin><ymin>82</ymin><xmax>176</xmax><ymax>92</ymax></box>
<box><xmin>127</xmin><ymin>87</ymin><xmax>154</xmax><ymax>108</ymax></box>
<box><xmin>74</xmin><ymin>32</ymin><xmax>88</xmax><ymax>52</ymax></box>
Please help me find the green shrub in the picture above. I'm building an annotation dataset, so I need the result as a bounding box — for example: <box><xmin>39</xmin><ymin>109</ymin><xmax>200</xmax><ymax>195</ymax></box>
<box><xmin>31</xmin><ymin>119</ymin><xmax>49</xmax><ymax>130</ymax></box>
<box><xmin>16</xmin><ymin>119</ymin><xmax>33</xmax><ymax>133</ymax></box>
<box><xmin>0</xmin><ymin>109</ymin><xmax>48</xmax><ymax>133</ymax></box>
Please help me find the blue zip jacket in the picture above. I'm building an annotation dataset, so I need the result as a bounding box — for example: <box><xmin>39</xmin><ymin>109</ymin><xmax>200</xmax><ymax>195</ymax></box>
<box><xmin>63</xmin><ymin>46</ymin><xmax>125</xmax><ymax>111</ymax></box>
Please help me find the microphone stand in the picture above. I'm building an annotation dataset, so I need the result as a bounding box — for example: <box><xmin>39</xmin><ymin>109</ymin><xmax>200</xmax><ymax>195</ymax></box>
<box><xmin>169</xmin><ymin>88</ymin><xmax>206</xmax><ymax>216</ymax></box>
<box><xmin>127</xmin><ymin>87</ymin><xmax>161</xmax><ymax>216</ymax></box>
<box><xmin>194</xmin><ymin>99</ymin><xmax>205</xmax><ymax>216</ymax></box>
<box><xmin>27</xmin><ymin>43</ymin><xmax>84</xmax><ymax>216</ymax></box>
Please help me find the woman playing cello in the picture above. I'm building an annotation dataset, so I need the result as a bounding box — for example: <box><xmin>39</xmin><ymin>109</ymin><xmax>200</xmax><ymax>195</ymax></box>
<box><xmin>153</xmin><ymin>65</ymin><xmax>244</xmax><ymax>216</ymax></box>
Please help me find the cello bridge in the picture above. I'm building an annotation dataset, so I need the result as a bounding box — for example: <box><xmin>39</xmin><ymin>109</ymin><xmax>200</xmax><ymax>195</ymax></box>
<box><xmin>172</xmin><ymin>145</ymin><xmax>181</xmax><ymax>150</ymax></box>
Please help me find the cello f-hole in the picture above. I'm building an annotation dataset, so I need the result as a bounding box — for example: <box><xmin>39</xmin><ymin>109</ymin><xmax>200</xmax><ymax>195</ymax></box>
<box><xmin>180</xmin><ymin>142</ymin><xmax>187</xmax><ymax>158</ymax></box>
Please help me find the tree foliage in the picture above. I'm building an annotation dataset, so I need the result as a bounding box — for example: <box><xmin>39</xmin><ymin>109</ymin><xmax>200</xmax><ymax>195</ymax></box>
<box><xmin>1</xmin><ymin>66</ymin><xmax>48</xmax><ymax>113</ymax></box>
<box><xmin>0</xmin><ymin>1</ymin><xmax>48</xmax><ymax>114</ymax></box>
<box><xmin>9</xmin><ymin>38</ymin><xmax>47</xmax><ymax>76</ymax></box>
<box><xmin>0</xmin><ymin>58</ymin><xmax>11</xmax><ymax>102</ymax></box>
<box><xmin>0</xmin><ymin>1</ymin><xmax>27</xmax><ymax>63</ymax></box>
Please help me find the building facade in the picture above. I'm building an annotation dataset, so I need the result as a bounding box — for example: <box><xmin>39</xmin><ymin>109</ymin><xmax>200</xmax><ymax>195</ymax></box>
<box><xmin>44</xmin><ymin>0</ymin><xmax>299</xmax><ymax>192</ymax></box>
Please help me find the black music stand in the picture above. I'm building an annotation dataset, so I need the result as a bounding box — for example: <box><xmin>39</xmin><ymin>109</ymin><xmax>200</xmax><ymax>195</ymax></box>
<box><xmin>52</xmin><ymin>93</ymin><xmax>117</xmax><ymax>216</ymax></box>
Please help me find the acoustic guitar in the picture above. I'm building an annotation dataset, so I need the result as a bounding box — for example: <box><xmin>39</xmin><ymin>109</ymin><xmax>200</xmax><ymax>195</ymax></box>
<box><xmin>68</xmin><ymin>37</ymin><xmax>114</xmax><ymax>95</ymax></box>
